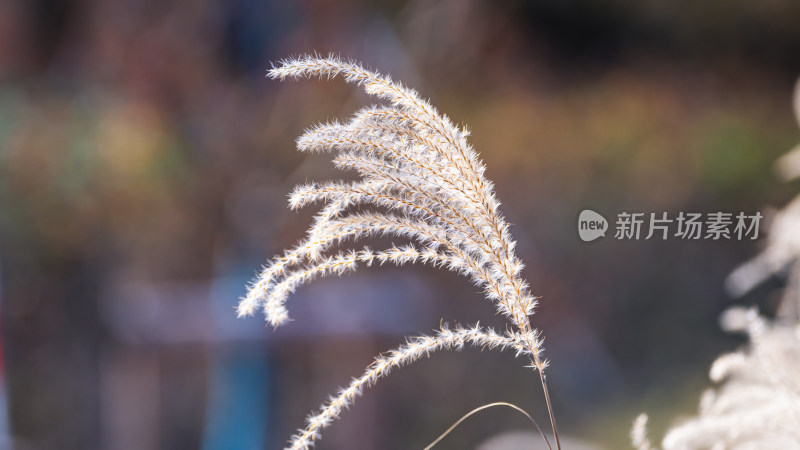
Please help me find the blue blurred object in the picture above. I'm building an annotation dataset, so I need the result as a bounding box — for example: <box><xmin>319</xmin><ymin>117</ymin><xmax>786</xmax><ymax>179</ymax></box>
<box><xmin>202</xmin><ymin>346</ymin><xmax>270</xmax><ymax>450</ymax></box>
<box><xmin>203</xmin><ymin>273</ymin><xmax>271</xmax><ymax>450</ymax></box>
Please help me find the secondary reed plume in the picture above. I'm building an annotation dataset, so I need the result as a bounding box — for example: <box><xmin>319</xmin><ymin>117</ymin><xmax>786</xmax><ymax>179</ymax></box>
<box><xmin>632</xmin><ymin>78</ymin><xmax>800</xmax><ymax>450</ymax></box>
<box><xmin>237</xmin><ymin>55</ymin><xmax>559</xmax><ymax>449</ymax></box>
<box><xmin>632</xmin><ymin>304</ymin><xmax>800</xmax><ymax>449</ymax></box>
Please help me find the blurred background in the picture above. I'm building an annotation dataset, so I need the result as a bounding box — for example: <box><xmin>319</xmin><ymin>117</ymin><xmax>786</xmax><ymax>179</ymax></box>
<box><xmin>1</xmin><ymin>0</ymin><xmax>799</xmax><ymax>449</ymax></box>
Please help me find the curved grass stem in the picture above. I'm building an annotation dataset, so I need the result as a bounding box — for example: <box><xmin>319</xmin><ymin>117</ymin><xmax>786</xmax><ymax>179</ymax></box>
<box><xmin>423</xmin><ymin>402</ymin><xmax>552</xmax><ymax>450</ymax></box>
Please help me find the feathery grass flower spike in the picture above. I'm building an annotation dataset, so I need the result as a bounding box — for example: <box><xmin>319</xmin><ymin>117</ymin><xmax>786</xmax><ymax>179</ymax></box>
<box><xmin>239</xmin><ymin>54</ymin><xmax>559</xmax><ymax>450</ymax></box>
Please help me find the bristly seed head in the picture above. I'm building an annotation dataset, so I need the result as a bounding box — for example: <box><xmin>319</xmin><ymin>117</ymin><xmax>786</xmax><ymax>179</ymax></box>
<box><xmin>239</xmin><ymin>54</ymin><xmax>546</xmax><ymax>450</ymax></box>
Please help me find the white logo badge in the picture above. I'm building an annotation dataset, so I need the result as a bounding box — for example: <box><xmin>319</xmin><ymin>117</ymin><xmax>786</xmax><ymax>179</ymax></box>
<box><xmin>578</xmin><ymin>209</ymin><xmax>608</xmax><ymax>242</ymax></box>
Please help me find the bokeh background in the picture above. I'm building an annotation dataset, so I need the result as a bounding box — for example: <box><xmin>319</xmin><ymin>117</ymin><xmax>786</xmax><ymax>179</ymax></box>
<box><xmin>1</xmin><ymin>0</ymin><xmax>799</xmax><ymax>449</ymax></box>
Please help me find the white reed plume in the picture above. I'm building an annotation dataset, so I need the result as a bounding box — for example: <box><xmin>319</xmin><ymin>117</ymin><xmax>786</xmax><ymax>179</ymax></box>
<box><xmin>238</xmin><ymin>55</ymin><xmax>559</xmax><ymax>449</ymax></box>
<box><xmin>630</xmin><ymin>414</ymin><xmax>653</xmax><ymax>450</ymax></box>
<box><xmin>633</xmin><ymin>308</ymin><xmax>800</xmax><ymax>450</ymax></box>
<box><xmin>634</xmin><ymin>78</ymin><xmax>800</xmax><ymax>450</ymax></box>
